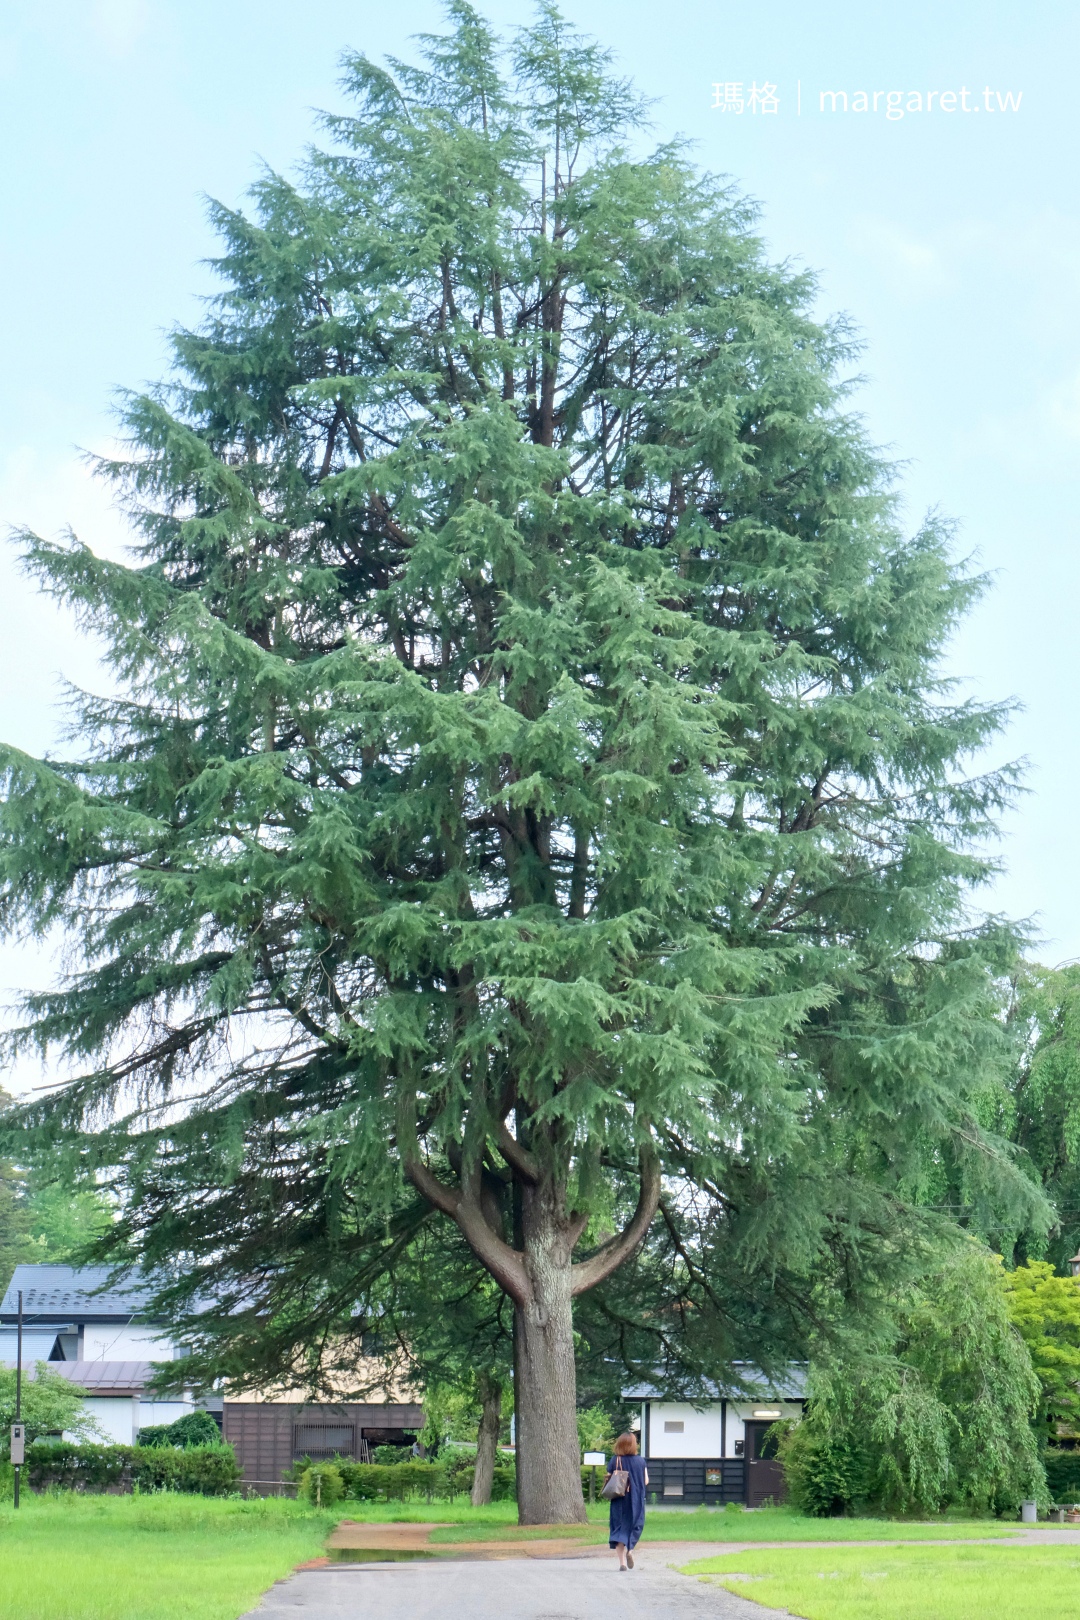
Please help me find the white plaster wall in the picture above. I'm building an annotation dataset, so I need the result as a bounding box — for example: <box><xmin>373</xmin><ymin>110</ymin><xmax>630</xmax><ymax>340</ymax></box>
<box><xmin>81</xmin><ymin>1327</ymin><xmax>176</xmax><ymax>1361</ymax></box>
<box><xmin>75</xmin><ymin>1397</ymin><xmax>138</xmax><ymax>1444</ymax></box>
<box><xmin>725</xmin><ymin>1406</ymin><xmax>744</xmax><ymax>1458</ymax></box>
<box><xmin>646</xmin><ymin>1402</ymin><xmax>724</xmax><ymax>1458</ymax></box>
<box><xmin>66</xmin><ymin>1397</ymin><xmax>196</xmax><ymax>1445</ymax></box>
<box><xmin>139</xmin><ymin>1401</ymin><xmax>195</xmax><ymax>1429</ymax></box>
<box><xmin>642</xmin><ymin>1399</ymin><xmax>804</xmax><ymax>1458</ymax></box>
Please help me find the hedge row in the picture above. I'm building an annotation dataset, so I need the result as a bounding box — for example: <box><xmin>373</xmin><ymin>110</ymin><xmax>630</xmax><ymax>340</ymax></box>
<box><xmin>26</xmin><ymin>1440</ymin><xmax>603</xmax><ymax>1502</ymax></box>
<box><xmin>293</xmin><ymin>1456</ymin><xmax>603</xmax><ymax>1503</ymax></box>
<box><xmin>27</xmin><ymin>1440</ymin><xmax>241</xmax><ymax>1495</ymax></box>
<box><xmin>304</xmin><ymin>1460</ymin><xmax>475</xmax><ymax>1501</ymax></box>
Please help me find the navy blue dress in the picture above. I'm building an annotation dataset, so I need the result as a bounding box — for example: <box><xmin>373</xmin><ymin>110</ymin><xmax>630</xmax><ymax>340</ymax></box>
<box><xmin>606</xmin><ymin>1453</ymin><xmax>647</xmax><ymax>1550</ymax></box>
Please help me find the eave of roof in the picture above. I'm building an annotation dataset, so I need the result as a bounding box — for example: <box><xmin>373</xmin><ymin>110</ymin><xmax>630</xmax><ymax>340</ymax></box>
<box><xmin>57</xmin><ymin>1360</ymin><xmax>158</xmax><ymax>1394</ymax></box>
<box><xmin>0</xmin><ymin>1360</ymin><xmax>160</xmax><ymax>1395</ymax></box>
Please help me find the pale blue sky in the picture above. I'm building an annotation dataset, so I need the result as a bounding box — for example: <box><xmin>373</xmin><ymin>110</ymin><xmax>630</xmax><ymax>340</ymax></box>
<box><xmin>1</xmin><ymin>1</ymin><xmax>1077</xmax><ymax>1079</ymax></box>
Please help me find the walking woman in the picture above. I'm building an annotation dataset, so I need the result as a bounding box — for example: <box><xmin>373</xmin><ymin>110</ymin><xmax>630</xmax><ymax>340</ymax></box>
<box><xmin>605</xmin><ymin>1432</ymin><xmax>648</xmax><ymax>1570</ymax></box>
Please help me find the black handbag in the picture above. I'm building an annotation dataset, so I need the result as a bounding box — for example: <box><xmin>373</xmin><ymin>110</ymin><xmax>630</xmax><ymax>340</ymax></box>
<box><xmin>600</xmin><ymin>1457</ymin><xmax>631</xmax><ymax>1499</ymax></box>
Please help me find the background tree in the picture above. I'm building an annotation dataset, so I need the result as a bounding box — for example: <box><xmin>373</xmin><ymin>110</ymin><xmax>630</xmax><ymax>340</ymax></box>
<box><xmin>1002</xmin><ymin>1260</ymin><xmax>1080</xmax><ymax>1443</ymax></box>
<box><xmin>0</xmin><ymin>1155</ymin><xmax>35</xmax><ymax>1292</ymax></box>
<box><xmin>0</xmin><ymin>1364</ymin><xmax>100</xmax><ymax>1454</ymax></box>
<box><xmin>1000</xmin><ymin>963</ymin><xmax>1080</xmax><ymax>1269</ymax></box>
<box><xmin>0</xmin><ymin>1091</ymin><xmax>112</xmax><ymax>1287</ymax></box>
<box><xmin>0</xmin><ymin>4</ymin><xmax>1045</xmax><ymax>1522</ymax></box>
<box><xmin>780</xmin><ymin>1244</ymin><xmax>1044</xmax><ymax>1517</ymax></box>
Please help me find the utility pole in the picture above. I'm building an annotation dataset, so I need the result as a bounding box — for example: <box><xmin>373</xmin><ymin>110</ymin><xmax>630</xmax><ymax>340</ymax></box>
<box><xmin>12</xmin><ymin>1289</ymin><xmax>24</xmax><ymax>1508</ymax></box>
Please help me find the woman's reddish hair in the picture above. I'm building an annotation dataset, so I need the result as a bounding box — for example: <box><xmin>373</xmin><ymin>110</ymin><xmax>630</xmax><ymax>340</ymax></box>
<box><xmin>613</xmin><ymin>1432</ymin><xmax>638</xmax><ymax>1456</ymax></box>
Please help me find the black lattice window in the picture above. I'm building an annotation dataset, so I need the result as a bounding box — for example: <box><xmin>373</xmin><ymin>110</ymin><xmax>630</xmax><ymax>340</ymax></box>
<box><xmin>293</xmin><ymin>1423</ymin><xmax>355</xmax><ymax>1459</ymax></box>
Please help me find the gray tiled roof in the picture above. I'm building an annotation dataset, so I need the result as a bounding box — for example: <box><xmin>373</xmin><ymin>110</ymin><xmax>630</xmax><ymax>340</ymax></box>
<box><xmin>0</xmin><ymin>1265</ymin><xmax>156</xmax><ymax>1321</ymax></box>
<box><xmin>622</xmin><ymin>1362</ymin><xmax>807</xmax><ymax>1401</ymax></box>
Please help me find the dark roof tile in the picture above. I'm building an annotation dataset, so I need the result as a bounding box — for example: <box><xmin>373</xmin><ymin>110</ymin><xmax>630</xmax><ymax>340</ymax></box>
<box><xmin>0</xmin><ymin>1265</ymin><xmax>156</xmax><ymax>1320</ymax></box>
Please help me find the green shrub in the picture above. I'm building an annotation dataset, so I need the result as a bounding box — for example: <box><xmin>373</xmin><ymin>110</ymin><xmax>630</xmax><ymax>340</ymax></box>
<box><xmin>371</xmin><ymin>1444</ymin><xmax>409</xmax><ymax>1464</ymax></box>
<box><xmin>779</xmin><ymin>1421</ymin><xmax>865</xmax><ymax>1517</ymax></box>
<box><xmin>440</xmin><ymin>1460</ymin><xmax>517</xmax><ymax>1501</ymax></box>
<box><xmin>137</xmin><ymin>1427</ymin><xmax>173</xmax><ymax>1450</ymax></box>
<box><xmin>297</xmin><ymin>1463</ymin><xmax>344</xmax><ymax>1506</ymax></box>
<box><xmin>1044</xmin><ymin>1450</ymin><xmax>1080</xmax><ymax>1503</ymax></box>
<box><xmin>129</xmin><ymin>1442</ymin><xmax>241</xmax><ymax>1496</ymax></box>
<box><xmin>139</xmin><ymin>1411</ymin><xmax>222</xmax><ymax>1449</ymax></box>
<box><xmin>172</xmin><ymin>1445</ymin><xmax>240</xmax><ymax>1496</ymax></box>
<box><xmin>483</xmin><ymin>1462</ymin><xmax>517</xmax><ymax>1501</ymax></box>
<box><xmin>129</xmin><ymin>1446</ymin><xmax>181</xmax><ymax>1491</ymax></box>
<box><xmin>330</xmin><ymin>1456</ymin><xmax>516</xmax><ymax>1503</ymax></box>
<box><xmin>444</xmin><ymin>1462</ymin><xmax>471</xmax><ymax>1497</ymax></box>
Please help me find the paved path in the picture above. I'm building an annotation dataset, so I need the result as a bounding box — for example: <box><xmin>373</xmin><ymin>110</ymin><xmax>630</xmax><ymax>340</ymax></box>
<box><xmin>242</xmin><ymin>1525</ymin><xmax>1080</xmax><ymax>1620</ymax></box>
<box><xmin>241</xmin><ymin>1544</ymin><xmax>788</xmax><ymax>1620</ymax></box>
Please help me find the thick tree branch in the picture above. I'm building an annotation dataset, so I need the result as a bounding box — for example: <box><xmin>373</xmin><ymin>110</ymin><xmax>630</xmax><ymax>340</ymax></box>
<box><xmin>453</xmin><ymin>1194</ymin><xmax>530</xmax><ymax>1305</ymax></box>
<box><xmin>496</xmin><ymin>1121</ymin><xmax>540</xmax><ymax>1183</ymax></box>
<box><xmin>570</xmin><ymin>1142</ymin><xmax>661</xmax><ymax>1296</ymax></box>
<box><xmin>401</xmin><ymin>1145</ymin><xmax>461</xmax><ymax>1220</ymax></box>
<box><xmin>398</xmin><ymin>1097</ymin><xmax>530</xmax><ymax>1304</ymax></box>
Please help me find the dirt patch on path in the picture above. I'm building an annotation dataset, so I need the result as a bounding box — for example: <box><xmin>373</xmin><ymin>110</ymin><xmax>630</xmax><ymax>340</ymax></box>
<box><xmin>322</xmin><ymin>1521</ymin><xmax>608</xmax><ymax>1562</ymax></box>
<box><xmin>326</xmin><ymin>1521</ymin><xmax>446</xmax><ymax>1552</ymax></box>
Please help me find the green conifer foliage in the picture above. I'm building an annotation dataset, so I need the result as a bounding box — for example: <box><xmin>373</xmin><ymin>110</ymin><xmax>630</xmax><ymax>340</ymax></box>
<box><xmin>0</xmin><ymin>4</ymin><xmax>1045</xmax><ymax>1522</ymax></box>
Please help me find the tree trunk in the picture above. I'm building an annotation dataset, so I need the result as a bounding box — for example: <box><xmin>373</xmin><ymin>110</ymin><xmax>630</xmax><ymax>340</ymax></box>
<box><xmin>471</xmin><ymin>1372</ymin><xmax>503</xmax><ymax>1507</ymax></box>
<box><xmin>514</xmin><ymin>1185</ymin><xmax>587</xmax><ymax>1525</ymax></box>
<box><xmin>403</xmin><ymin>1121</ymin><xmax>658</xmax><ymax>1527</ymax></box>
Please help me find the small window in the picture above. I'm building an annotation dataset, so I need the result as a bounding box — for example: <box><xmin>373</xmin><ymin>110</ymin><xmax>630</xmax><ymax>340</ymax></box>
<box><xmin>663</xmin><ymin>1420</ymin><xmax>684</xmax><ymax>1433</ymax></box>
<box><xmin>663</xmin><ymin>1482</ymin><xmax>684</xmax><ymax>1496</ymax></box>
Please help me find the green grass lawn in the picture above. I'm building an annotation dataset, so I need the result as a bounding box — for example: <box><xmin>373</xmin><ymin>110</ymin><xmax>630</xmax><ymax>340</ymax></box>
<box><xmin>0</xmin><ymin>1493</ymin><xmax>340</xmax><ymax>1620</ymax></box>
<box><xmin>0</xmin><ymin>1490</ymin><xmax>1031</xmax><ymax>1620</ymax></box>
<box><xmin>628</xmin><ymin>1506</ymin><xmax>1018</xmax><ymax>1544</ymax></box>
<box><xmin>339</xmin><ymin>1499</ymin><xmax>1019</xmax><ymax>1543</ymax></box>
<box><xmin>682</xmin><ymin>1543</ymin><xmax>1080</xmax><ymax>1619</ymax></box>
